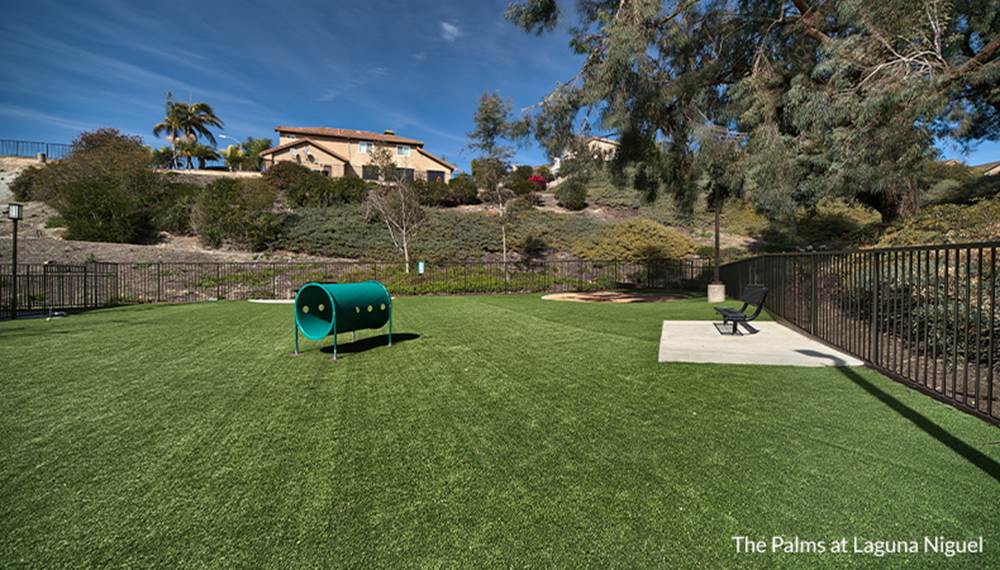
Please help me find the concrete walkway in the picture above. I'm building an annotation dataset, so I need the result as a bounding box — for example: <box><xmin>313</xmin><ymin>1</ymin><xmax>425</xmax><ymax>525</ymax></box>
<box><xmin>658</xmin><ymin>321</ymin><xmax>864</xmax><ymax>367</ymax></box>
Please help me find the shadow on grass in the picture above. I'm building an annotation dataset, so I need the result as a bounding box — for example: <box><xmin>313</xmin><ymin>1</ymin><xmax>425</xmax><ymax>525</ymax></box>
<box><xmin>799</xmin><ymin>349</ymin><xmax>1000</xmax><ymax>483</ymax></box>
<box><xmin>0</xmin><ymin>318</ymin><xmax>155</xmax><ymax>338</ymax></box>
<box><xmin>320</xmin><ymin>333</ymin><xmax>420</xmax><ymax>356</ymax></box>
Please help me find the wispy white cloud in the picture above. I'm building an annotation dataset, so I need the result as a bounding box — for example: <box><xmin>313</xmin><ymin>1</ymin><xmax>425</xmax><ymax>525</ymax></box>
<box><xmin>0</xmin><ymin>104</ymin><xmax>96</xmax><ymax>132</ymax></box>
<box><xmin>440</xmin><ymin>21</ymin><xmax>462</xmax><ymax>42</ymax></box>
<box><xmin>413</xmin><ymin>52</ymin><xmax>427</xmax><ymax>62</ymax></box>
<box><xmin>316</xmin><ymin>67</ymin><xmax>390</xmax><ymax>102</ymax></box>
<box><xmin>15</xmin><ymin>28</ymin><xmax>260</xmax><ymax>108</ymax></box>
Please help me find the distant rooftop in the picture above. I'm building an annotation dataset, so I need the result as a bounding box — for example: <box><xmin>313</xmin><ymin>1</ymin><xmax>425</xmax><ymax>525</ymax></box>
<box><xmin>275</xmin><ymin>126</ymin><xmax>423</xmax><ymax>147</ymax></box>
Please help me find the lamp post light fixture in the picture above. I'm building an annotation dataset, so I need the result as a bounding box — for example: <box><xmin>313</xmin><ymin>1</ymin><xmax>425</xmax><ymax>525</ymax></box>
<box><xmin>7</xmin><ymin>203</ymin><xmax>22</xmax><ymax>320</ymax></box>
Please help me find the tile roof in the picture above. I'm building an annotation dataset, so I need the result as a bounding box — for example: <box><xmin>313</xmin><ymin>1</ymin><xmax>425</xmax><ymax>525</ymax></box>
<box><xmin>257</xmin><ymin>138</ymin><xmax>349</xmax><ymax>162</ymax></box>
<box><xmin>275</xmin><ymin>126</ymin><xmax>424</xmax><ymax>146</ymax></box>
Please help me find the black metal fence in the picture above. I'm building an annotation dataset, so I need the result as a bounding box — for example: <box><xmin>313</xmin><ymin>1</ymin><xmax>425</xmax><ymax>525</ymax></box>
<box><xmin>0</xmin><ymin>139</ymin><xmax>72</xmax><ymax>160</ymax></box>
<box><xmin>720</xmin><ymin>242</ymin><xmax>999</xmax><ymax>425</ymax></box>
<box><xmin>0</xmin><ymin>257</ymin><xmax>711</xmax><ymax>315</ymax></box>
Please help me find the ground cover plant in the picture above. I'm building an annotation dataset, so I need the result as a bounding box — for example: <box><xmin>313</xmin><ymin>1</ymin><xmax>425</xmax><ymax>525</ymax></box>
<box><xmin>1</xmin><ymin>295</ymin><xmax>997</xmax><ymax>567</ymax></box>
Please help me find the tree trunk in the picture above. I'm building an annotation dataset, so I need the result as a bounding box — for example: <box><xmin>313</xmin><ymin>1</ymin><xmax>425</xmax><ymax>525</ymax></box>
<box><xmin>403</xmin><ymin>238</ymin><xmax>410</xmax><ymax>273</ymax></box>
<box><xmin>859</xmin><ymin>178</ymin><xmax>919</xmax><ymax>223</ymax></box>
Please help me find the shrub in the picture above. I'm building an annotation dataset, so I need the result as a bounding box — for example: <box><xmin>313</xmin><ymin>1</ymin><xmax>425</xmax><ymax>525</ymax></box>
<box><xmin>555</xmin><ymin>177</ymin><xmax>588</xmax><ymax>210</ymax></box>
<box><xmin>263</xmin><ymin>161</ymin><xmax>312</xmax><ymax>194</ymax></box>
<box><xmin>445</xmin><ymin>174</ymin><xmax>480</xmax><ymax>206</ymax></box>
<box><xmin>517</xmin><ymin>233</ymin><xmax>548</xmax><ymax>261</ymax></box>
<box><xmin>193</xmin><ymin>179</ymin><xmax>283</xmax><ymax>250</ymax></box>
<box><xmin>414</xmin><ymin>179</ymin><xmax>450</xmax><ymax>207</ymax></box>
<box><xmin>266</xmin><ymin>162</ymin><xmax>368</xmax><ymax>207</ymax></box>
<box><xmin>150</xmin><ymin>146</ymin><xmax>175</xmax><ymax>169</ymax></box>
<box><xmin>151</xmin><ymin>181</ymin><xmax>199</xmax><ymax>234</ymax></box>
<box><xmin>329</xmin><ymin>176</ymin><xmax>370</xmax><ymax>204</ymax></box>
<box><xmin>535</xmin><ymin>165</ymin><xmax>554</xmax><ymax>182</ymax></box>
<box><xmin>576</xmin><ymin>218</ymin><xmax>694</xmax><ymax>261</ymax></box>
<box><xmin>58</xmin><ymin>174</ymin><xmax>159</xmax><ymax>243</ymax></box>
<box><xmin>414</xmin><ymin>175</ymin><xmax>480</xmax><ymax>207</ymax></box>
<box><xmin>13</xmin><ymin>128</ymin><xmax>195</xmax><ymax>243</ymax></box>
<box><xmin>505</xmin><ymin>165</ymin><xmax>537</xmax><ymax>196</ymax></box>
<box><xmin>9</xmin><ymin>165</ymin><xmax>45</xmax><ymax>201</ymax></box>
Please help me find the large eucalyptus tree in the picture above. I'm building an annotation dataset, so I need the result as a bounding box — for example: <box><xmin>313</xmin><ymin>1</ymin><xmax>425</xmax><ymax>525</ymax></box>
<box><xmin>506</xmin><ymin>0</ymin><xmax>1000</xmax><ymax>222</ymax></box>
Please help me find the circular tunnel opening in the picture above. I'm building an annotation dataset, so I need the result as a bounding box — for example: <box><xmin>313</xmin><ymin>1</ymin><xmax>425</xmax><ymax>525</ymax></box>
<box><xmin>295</xmin><ymin>283</ymin><xmax>335</xmax><ymax>340</ymax></box>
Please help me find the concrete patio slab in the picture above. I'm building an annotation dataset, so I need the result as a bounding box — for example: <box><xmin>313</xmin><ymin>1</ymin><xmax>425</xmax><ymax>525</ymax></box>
<box><xmin>658</xmin><ymin>321</ymin><xmax>864</xmax><ymax>367</ymax></box>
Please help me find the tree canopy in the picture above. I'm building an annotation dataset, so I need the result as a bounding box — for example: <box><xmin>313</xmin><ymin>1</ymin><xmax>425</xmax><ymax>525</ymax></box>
<box><xmin>506</xmin><ymin>0</ymin><xmax>1000</xmax><ymax>221</ymax></box>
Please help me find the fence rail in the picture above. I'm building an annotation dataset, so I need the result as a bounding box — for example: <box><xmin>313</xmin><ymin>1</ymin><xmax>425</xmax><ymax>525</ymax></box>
<box><xmin>0</xmin><ymin>139</ymin><xmax>72</xmax><ymax>160</ymax></box>
<box><xmin>1</xmin><ymin>257</ymin><xmax>711</xmax><ymax>315</ymax></box>
<box><xmin>720</xmin><ymin>242</ymin><xmax>1000</xmax><ymax>425</ymax></box>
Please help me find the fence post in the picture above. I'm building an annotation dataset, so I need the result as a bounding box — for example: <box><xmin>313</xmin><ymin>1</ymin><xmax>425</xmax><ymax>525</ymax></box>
<box><xmin>272</xmin><ymin>263</ymin><xmax>277</xmax><ymax>299</ymax></box>
<box><xmin>156</xmin><ymin>262</ymin><xmax>162</xmax><ymax>303</ymax></box>
<box><xmin>871</xmin><ymin>251</ymin><xmax>880</xmax><ymax>364</ymax></box>
<box><xmin>810</xmin><ymin>254</ymin><xmax>818</xmax><ymax>335</ymax></box>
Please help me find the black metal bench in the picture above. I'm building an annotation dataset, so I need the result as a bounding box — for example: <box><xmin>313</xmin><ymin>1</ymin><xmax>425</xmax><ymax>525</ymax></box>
<box><xmin>714</xmin><ymin>285</ymin><xmax>768</xmax><ymax>335</ymax></box>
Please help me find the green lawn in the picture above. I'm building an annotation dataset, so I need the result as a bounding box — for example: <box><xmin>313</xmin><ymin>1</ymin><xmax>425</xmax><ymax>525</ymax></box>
<box><xmin>1</xmin><ymin>295</ymin><xmax>997</xmax><ymax>568</ymax></box>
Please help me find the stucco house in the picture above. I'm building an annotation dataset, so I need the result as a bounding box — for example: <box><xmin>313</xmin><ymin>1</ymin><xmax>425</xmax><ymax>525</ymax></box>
<box><xmin>552</xmin><ymin>136</ymin><xmax>620</xmax><ymax>174</ymax></box>
<box><xmin>258</xmin><ymin>126</ymin><xmax>456</xmax><ymax>183</ymax></box>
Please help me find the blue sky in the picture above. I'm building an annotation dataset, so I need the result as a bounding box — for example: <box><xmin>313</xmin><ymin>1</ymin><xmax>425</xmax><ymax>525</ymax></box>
<box><xmin>1</xmin><ymin>0</ymin><xmax>997</xmax><ymax>171</ymax></box>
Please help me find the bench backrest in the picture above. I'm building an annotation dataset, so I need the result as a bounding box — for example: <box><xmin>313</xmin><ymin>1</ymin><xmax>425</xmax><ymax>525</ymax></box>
<box><xmin>740</xmin><ymin>285</ymin><xmax>769</xmax><ymax>318</ymax></box>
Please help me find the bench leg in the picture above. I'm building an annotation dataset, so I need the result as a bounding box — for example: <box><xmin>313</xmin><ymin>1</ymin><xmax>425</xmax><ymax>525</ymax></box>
<box><xmin>732</xmin><ymin>321</ymin><xmax>739</xmax><ymax>335</ymax></box>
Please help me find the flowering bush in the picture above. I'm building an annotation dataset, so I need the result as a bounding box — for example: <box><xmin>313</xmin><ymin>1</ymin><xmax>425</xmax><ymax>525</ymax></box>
<box><xmin>528</xmin><ymin>175</ymin><xmax>547</xmax><ymax>190</ymax></box>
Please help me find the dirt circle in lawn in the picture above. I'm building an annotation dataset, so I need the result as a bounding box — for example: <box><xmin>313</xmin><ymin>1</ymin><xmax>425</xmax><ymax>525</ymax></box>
<box><xmin>541</xmin><ymin>291</ymin><xmax>687</xmax><ymax>303</ymax></box>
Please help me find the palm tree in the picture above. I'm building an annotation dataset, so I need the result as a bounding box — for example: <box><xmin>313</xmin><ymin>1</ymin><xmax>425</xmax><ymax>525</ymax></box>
<box><xmin>152</xmin><ymin>92</ymin><xmax>184</xmax><ymax>168</ymax></box>
<box><xmin>177</xmin><ymin>100</ymin><xmax>224</xmax><ymax>148</ymax></box>
<box><xmin>152</xmin><ymin>92</ymin><xmax>225</xmax><ymax>169</ymax></box>
<box><xmin>176</xmin><ymin>141</ymin><xmax>221</xmax><ymax>170</ymax></box>
<box><xmin>193</xmin><ymin>144</ymin><xmax>220</xmax><ymax>170</ymax></box>
<box><xmin>221</xmin><ymin>144</ymin><xmax>245</xmax><ymax>171</ymax></box>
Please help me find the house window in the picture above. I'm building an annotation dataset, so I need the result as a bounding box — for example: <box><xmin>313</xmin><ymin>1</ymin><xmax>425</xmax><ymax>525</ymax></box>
<box><xmin>322</xmin><ymin>165</ymin><xmax>332</xmax><ymax>177</ymax></box>
<box><xmin>285</xmin><ymin>134</ymin><xmax>297</xmax><ymax>140</ymax></box>
<box><xmin>427</xmin><ymin>170</ymin><xmax>445</xmax><ymax>183</ymax></box>
<box><xmin>362</xmin><ymin>165</ymin><xmax>379</xmax><ymax>180</ymax></box>
<box><xmin>360</xmin><ymin>142</ymin><xmax>374</xmax><ymax>153</ymax></box>
<box><xmin>396</xmin><ymin>145</ymin><xmax>411</xmax><ymax>157</ymax></box>
<box><xmin>398</xmin><ymin>168</ymin><xmax>415</xmax><ymax>181</ymax></box>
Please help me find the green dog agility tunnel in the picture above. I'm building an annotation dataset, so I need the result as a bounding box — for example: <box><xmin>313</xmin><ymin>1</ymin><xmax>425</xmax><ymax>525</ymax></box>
<box><xmin>293</xmin><ymin>281</ymin><xmax>392</xmax><ymax>359</ymax></box>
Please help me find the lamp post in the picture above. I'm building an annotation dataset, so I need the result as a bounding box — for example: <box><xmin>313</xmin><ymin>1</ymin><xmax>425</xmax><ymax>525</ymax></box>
<box><xmin>7</xmin><ymin>202</ymin><xmax>23</xmax><ymax>320</ymax></box>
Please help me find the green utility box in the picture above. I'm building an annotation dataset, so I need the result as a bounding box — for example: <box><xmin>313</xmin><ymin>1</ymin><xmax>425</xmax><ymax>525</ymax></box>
<box><xmin>293</xmin><ymin>281</ymin><xmax>392</xmax><ymax>359</ymax></box>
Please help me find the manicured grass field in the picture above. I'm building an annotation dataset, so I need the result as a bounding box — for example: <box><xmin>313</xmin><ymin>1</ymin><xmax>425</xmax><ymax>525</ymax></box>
<box><xmin>1</xmin><ymin>295</ymin><xmax>997</xmax><ymax>568</ymax></box>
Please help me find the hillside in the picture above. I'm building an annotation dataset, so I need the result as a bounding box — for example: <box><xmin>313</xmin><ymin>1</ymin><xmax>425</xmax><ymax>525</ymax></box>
<box><xmin>3</xmin><ymin>147</ymin><xmax>997</xmax><ymax>267</ymax></box>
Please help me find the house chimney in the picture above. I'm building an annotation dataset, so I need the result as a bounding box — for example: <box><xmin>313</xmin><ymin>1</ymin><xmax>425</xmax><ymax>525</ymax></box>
<box><xmin>384</xmin><ymin>129</ymin><xmax>395</xmax><ymax>136</ymax></box>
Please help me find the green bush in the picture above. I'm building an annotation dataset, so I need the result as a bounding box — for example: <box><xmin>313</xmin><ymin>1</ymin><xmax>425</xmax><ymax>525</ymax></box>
<box><xmin>264</xmin><ymin>162</ymin><xmax>368</xmax><ymax>207</ymax></box>
<box><xmin>535</xmin><ymin>165</ymin><xmax>554</xmax><ymax>182</ymax></box>
<box><xmin>12</xmin><ymin>128</ymin><xmax>198</xmax><ymax>243</ymax></box>
<box><xmin>9</xmin><ymin>165</ymin><xmax>46</xmax><ymax>201</ymax></box>
<box><xmin>575</xmin><ymin>218</ymin><xmax>694</xmax><ymax>261</ymax></box>
<box><xmin>59</xmin><ymin>174</ymin><xmax>160</xmax><ymax>243</ymax></box>
<box><xmin>517</xmin><ymin>233</ymin><xmax>548</xmax><ymax>260</ymax></box>
<box><xmin>505</xmin><ymin>165</ymin><xmax>536</xmax><ymax>196</ymax></box>
<box><xmin>151</xmin><ymin>181</ymin><xmax>199</xmax><ymax>234</ymax></box>
<box><xmin>262</xmin><ymin>161</ymin><xmax>311</xmax><ymax>194</ymax></box>
<box><xmin>414</xmin><ymin>179</ymin><xmax>451</xmax><ymax>207</ymax></box>
<box><xmin>445</xmin><ymin>174</ymin><xmax>480</xmax><ymax>206</ymax></box>
<box><xmin>44</xmin><ymin>216</ymin><xmax>66</xmax><ymax>228</ymax></box>
<box><xmin>413</xmin><ymin>175</ymin><xmax>480</xmax><ymax>207</ymax></box>
<box><xmin>193</xmin><ymin>179</ymin><xmax>283</xmax><ymax>250</ymax></box>
<box><xmin>555</xmin><ymin>177</ymin><xmax>588</xmax><ymax>210</ymax></box>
